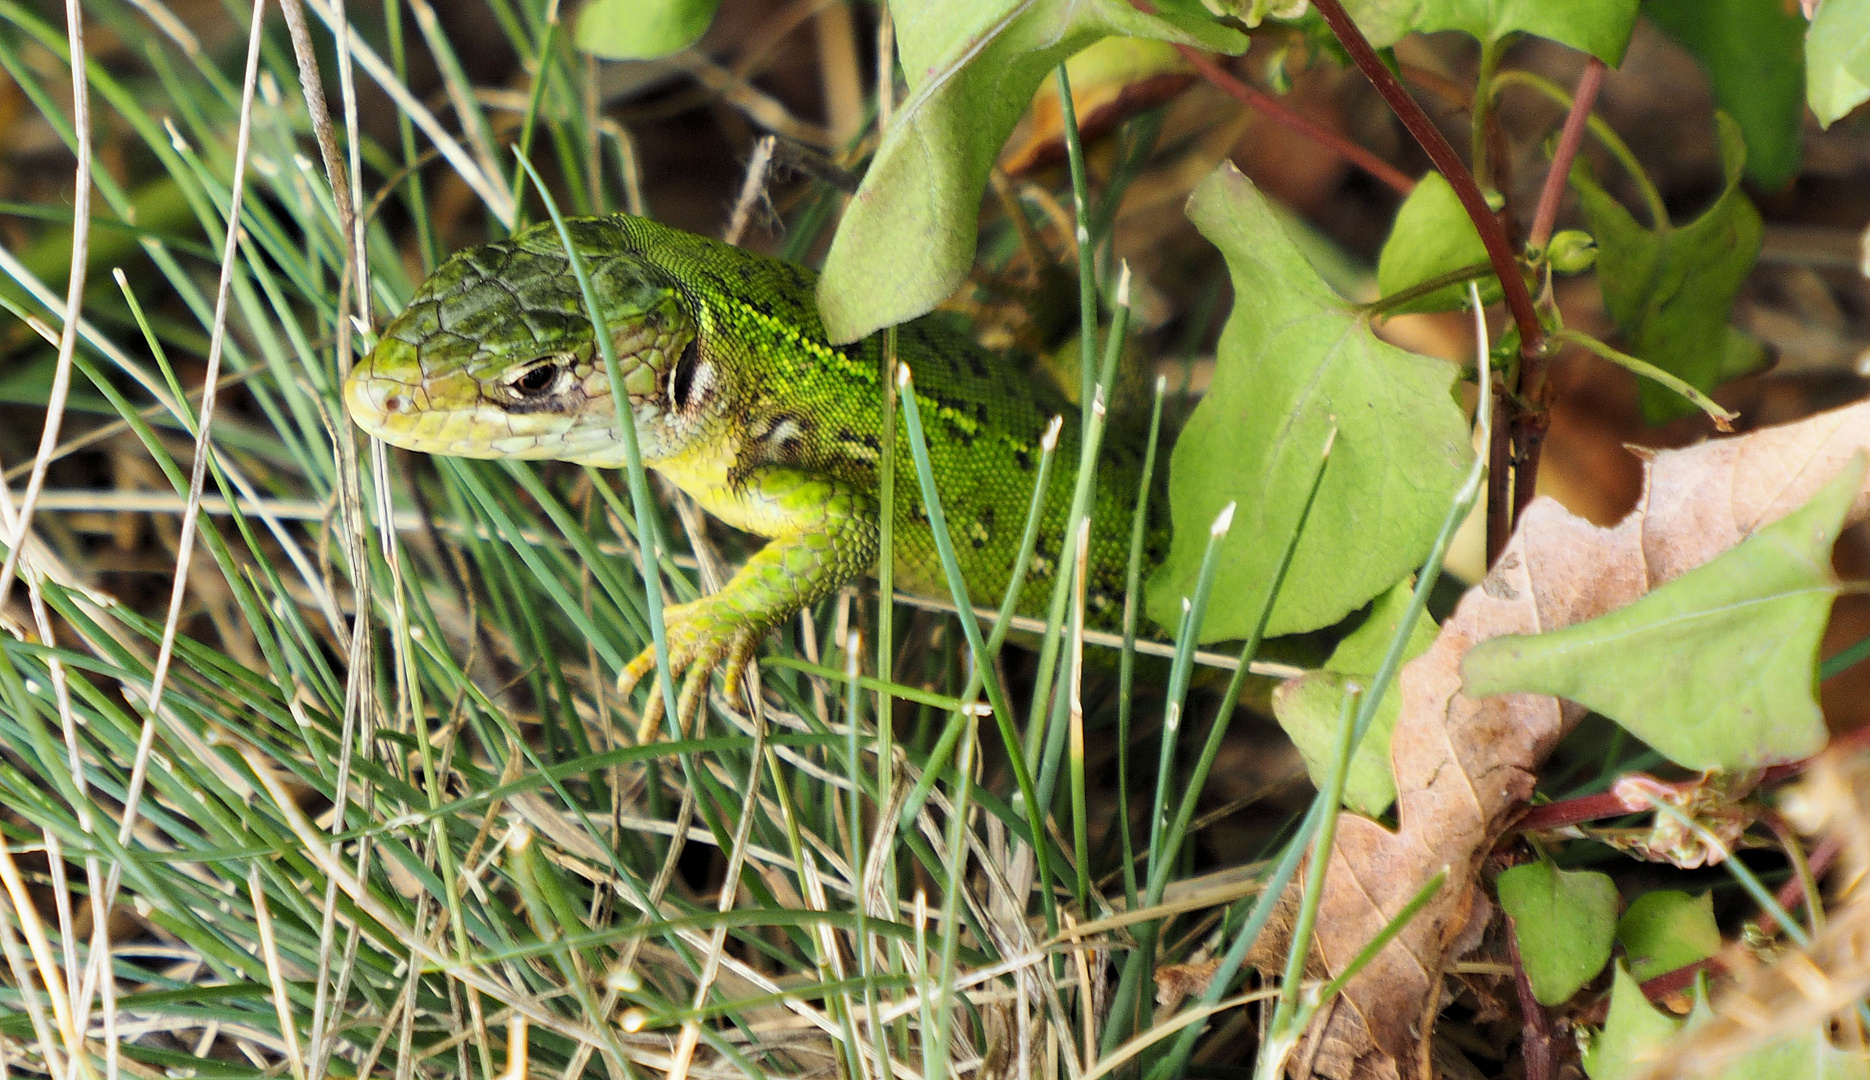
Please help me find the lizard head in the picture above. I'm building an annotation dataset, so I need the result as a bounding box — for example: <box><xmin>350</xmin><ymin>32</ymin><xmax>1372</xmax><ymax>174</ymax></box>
<box><xmin>346</xmin><ymin>216</ymin><xmax>724</xmax><ymax>467</ymax></box>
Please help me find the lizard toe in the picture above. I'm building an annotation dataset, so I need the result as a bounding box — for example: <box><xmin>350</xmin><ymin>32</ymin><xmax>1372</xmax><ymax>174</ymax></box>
<box><xmin>618</xmin><ymin>648</ymin><xmax>655</xmax><ymax>701</ymax></box>
<box><xmin>721</xmin><ymin>631</ymin><xmax>758</xmax><ymax>702</ymax></box>
<box><xmin>676</xmin><ymin>665</ymin><xmax>714</xmax><ymax>735</ymax></box>
<box><xmin>623</xmin><ymin>605</ymin><xmax>775</xmax><ymax>738</ymax></box>
<box><xmin>634</xmin><ymin>679</ymin><xmax>667</xmax><ymax>743</ymax></box>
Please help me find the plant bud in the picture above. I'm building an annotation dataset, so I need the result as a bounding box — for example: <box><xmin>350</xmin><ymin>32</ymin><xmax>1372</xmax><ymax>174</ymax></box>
<box><xmin>1547</xmin><ymin>229</ymin><xmax>1598</xmax><ymax>273</ymax></box>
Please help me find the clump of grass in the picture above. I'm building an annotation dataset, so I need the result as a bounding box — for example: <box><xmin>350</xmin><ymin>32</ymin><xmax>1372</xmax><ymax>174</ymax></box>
<box><xmin>0</xmin><ymin>5</ymin><xmax>1446</xmax><ymax>1078</ymax></box>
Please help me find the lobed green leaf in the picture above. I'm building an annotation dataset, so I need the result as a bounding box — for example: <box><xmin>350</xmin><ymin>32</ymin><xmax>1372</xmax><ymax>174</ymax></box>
<box><xmin>1463</xmin><ymin>454</ymin><xmax>1864</xmax><ymax>772</ymax></box>
<box><xmin>1573</xmin><ymin>112</ymin><xmax>1764</xmax><ymax>424</ymax></box>
<box><xmin>1148</xmin><ymin>163</ymin><xmax>1471</xmax><ymax>640</ymax></box>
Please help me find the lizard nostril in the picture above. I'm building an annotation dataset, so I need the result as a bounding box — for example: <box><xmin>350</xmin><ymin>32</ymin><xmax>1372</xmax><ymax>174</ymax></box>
<box><xmin>384</xmin><ymin>394</ymin><xmax>409</xmax><ymax>414</ymax></box>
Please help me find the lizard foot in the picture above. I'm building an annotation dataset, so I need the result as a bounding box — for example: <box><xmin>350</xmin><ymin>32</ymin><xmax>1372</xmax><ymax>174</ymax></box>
<box><xmin>618</xmin><ymin>600</ymin><xmax>762</xmax><ymax>740</ymax></box>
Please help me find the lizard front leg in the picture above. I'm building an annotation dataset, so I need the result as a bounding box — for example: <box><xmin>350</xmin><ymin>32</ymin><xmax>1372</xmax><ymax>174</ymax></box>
<box><xmin>619</xmin><ymin>468</ymin><xmax>879</xmax><ymax>738</ymax></box>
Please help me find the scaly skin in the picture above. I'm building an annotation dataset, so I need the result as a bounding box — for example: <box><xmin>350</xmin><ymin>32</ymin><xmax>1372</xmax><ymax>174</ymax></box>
<box><xmin>346</xmin><ymin>214</ymin><xmax>1153</xmax><ymax>731</ymax></box>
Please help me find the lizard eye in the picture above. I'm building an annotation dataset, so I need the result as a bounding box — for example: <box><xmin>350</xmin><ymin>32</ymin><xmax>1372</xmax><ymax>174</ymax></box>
<box><xmin>668</xmin><ymin>337</ymin><xmax>705</xmax><ymax>411</ymax></box>
<box><xmin>506</xmin><ymin>359</ymin><xmax>566</xmax><ymax>399</ymax></box>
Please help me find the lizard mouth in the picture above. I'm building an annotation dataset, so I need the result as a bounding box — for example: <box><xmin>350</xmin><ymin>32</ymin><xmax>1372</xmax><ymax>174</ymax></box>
<box><xmin>346</xmin><ymin>339</ymin><xmax>613</xmax><ymax>460</ymax></box>
<box><xmin>345</xmin><ymin>329</ymin><xmax>698</xmax><ymax>464</ymax></box>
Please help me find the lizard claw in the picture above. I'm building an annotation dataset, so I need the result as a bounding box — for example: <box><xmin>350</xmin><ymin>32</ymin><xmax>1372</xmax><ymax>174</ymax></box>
<box><xmin>619</xmin><ymin>600</ymin><xmax>762</xmax><ymax>741</ymax></box>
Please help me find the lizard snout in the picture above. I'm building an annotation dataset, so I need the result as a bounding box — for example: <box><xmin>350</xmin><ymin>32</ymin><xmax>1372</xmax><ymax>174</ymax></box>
<box><xmin>344</xmin><ymin>367</ymin><xmax>409</xmax><ymax>436</ymax></box>
<box><xmin>344</xmin><ymin>335</ymin><xmax>426</xmax><ymax>442</ymax></box>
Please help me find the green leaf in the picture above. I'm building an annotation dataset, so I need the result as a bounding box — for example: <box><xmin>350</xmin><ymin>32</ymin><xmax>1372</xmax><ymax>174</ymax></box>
<box><xmin>1374</xmin><ymin>170</ymin><xmax>1499</xmax><ymax>314</ymax></box>
<box><xmin>1716</xmin><ymin>324</ymin><xmax>1772</xmax><ymax>384</ymax></box>
<box><xmin>1337</xmin><ymin>0</ymin><xmax>1420</xmax><ymax>47</ymax></box>
<box><xmin>1584</xmin><ymin>970</ymin><xmax>1870</xmax><ymax>1080</ymax></box>
<box><xmin>1497</xmin><ymin>861</ymin><xmax>1619</xmax><ymax>1005</ymax></box>
<box><xmin>1808</xmin><ymin>0</ymin><xmax>1870</xmax><ymax>127</ymax></box>
<box><xmin>574</xmin><ymin>0</ymin><xmax>722</xmax><ymax>60</ymax></box>
<box><xmin>1707</xmin><ymin>1026</ymin><xmax>1870</xmax><ymax>1080</ymax></box>
<box><xmin>815</xmin><ymin>1</ymin><xmax>1246</xmax><ymax>343</ymax></box>
<box><xmin>1462</xmin><ymin>454</ymin><xmax>1865</xmax><ymax>772</ymax></box>
<box><xmin>1573</xmin><ymin>113</ymin><xmax>1763</xmax><ymax>424</ymax></box>
<box><xmin>1644</xmin><ymin>0</ymin><xmax>1806</xmax><ymax>189</ymax></box>
<box><xmin>1147</xmin><ymin>164</ymin><xmax>1472</xmax><ymax>639</ymax></box>
<box><xmin>1272</xmin><ymin>582</ymin><xmax>1438</xmax><ymax>815</ymax></box>
<box><xmin>1344</xmin><ymin>0</ymin><xmax>1638</xmax><ymax>63</ymax></box>
<box><xmin>1616</xmin><ymin>890</ymin><xmax>1720</xmax><ymax>983</ymax></box>
<box><xmin>1583</xmin><ymin>966</ymin><xmax>1682</xmax><ymax>1080</ymax></box>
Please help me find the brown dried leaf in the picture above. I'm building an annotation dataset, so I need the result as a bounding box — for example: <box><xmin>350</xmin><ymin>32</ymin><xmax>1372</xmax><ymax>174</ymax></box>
<box><xmin>1156</xmin><ymin>957</ymin><xmax>1223</xmax><ymax>1013</ymax></box>
<box><xmin>1295</xmin><ymin>399</ymin><xmax>1870</xmax><ymax>1080</ymax></box>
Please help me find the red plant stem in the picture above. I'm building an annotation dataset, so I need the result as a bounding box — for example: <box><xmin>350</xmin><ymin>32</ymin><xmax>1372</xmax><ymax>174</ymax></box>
<box><xmin>1582</xmin><ymin>954</ymin><xmax>1725</xmax><ymax>1025</ymax></box>
<box><xmin>1308</xmin><ymin>0</ymin><xmax>1544</xmax><ymax>357</ymax></box>
<box><xmin>1527</xmin><ymin>58</ymin><xmax>1606</xmax><ymax>251</ymax></box>
<box><xmin>1309</xmin><ymin>0</ymin><xmax>1554</xmax><ymax>558</ymax></box>
<box><xmin>1637</xmin><ymin>957</ymin><xmax>1722</xmax><ymax>1004</ymax></box>
<box><xmin>1517</xmin><ymin>726</ymin><xmax>1870</xmax><ymax>834</ymax></box>
<box><xmin>1505</xmin><ymin>922</ymin><xmax>1556</xmax><ymax>1080</ymax></box>
<box><xmin>1536</xmin><ymin>805</ymin><xmax>1843</xmax><ymax>1021</ymax></box>
<box><xmin>1504</xmin><ymin>60</ymin><xmax>1604</xmax><ymax>530</ymax></box>
<box><xmin>1510</xmin><ymin>412</ymin><xmax>1547</xmax><ymax>520</ymax></box>
<box><xmin>1173</xmin><ymin>44</ymin><xmax>1417</xmax><ymax>195</ymax></box>
<box><xmin>1511</xmin><ymin>790</ymin><xmax>1635</xmax><ymax>833</ymax></box>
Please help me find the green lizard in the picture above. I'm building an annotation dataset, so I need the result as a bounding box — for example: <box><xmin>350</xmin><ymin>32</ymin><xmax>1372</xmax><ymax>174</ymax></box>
<box><xmin>346</xmin><ymin>214</ymin><xmax>1153</xmax><ymax>729</ymax></box>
